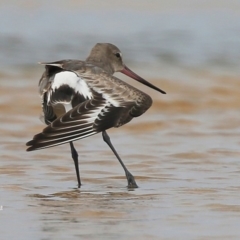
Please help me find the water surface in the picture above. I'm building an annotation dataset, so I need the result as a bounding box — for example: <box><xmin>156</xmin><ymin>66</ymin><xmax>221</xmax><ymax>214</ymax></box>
<box><xmin>0</xmin><ymin>1</ymin><xmax>240</xmax><ymax>240</ymax></box>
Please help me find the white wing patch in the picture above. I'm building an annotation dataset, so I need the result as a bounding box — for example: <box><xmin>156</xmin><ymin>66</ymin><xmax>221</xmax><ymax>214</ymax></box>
<box><xmin>63</xmin><ymin>103</ymin><xmax>72</xmax><ymax>113</ymax></box>
<box><xmin>89</xmin><ymin>86</ymin><xmax>121</xmax><ymax>107</ymax></box>
<box><xmin>51</xmin><ymin>71</ymin><xmax>93</xmax><ymax>99</ymax></box>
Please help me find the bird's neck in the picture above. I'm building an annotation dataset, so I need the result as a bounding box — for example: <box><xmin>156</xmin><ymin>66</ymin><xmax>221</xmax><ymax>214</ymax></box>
<box><xmin>85</xmin><ymin>57</ymin><xmax>114</xmax><ymax>75</ymax></box>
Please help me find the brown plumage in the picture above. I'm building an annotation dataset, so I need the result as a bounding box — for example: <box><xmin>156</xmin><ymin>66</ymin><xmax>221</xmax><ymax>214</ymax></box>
<box><xmin>26</xmin><ymin>43</ymin><xmax>166</xmax><ymax>188</ymax></box>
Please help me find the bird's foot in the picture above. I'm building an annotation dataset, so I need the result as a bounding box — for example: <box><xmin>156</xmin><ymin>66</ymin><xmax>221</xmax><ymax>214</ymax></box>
<box><xmin>126</xmin><ymin>171</ymin><xmax>138</xmax><ymax>188</ymax></box>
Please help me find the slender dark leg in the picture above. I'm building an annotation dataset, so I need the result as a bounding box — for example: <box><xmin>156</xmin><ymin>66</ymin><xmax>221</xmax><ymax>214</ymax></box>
<box><xmin>102</xmin><ymin>131</ymin><xmax>138</xmax><ymax>188</ymax></box>
<box><xmin>69</xmin><ymin>141</ymin><xmax>81</xmax><ymax>188</ymax></box>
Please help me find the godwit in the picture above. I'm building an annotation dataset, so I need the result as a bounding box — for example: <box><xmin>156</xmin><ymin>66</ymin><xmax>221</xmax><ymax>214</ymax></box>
<box><xmin>26</xmin><ymin>43</ymin><xmax>166</xmax><ymax>188</ymax></box>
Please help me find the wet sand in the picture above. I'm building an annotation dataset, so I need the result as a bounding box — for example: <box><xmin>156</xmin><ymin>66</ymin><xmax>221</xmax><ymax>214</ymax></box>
<box><xmin>1</xmin><ymin>70</ymin><xmax>240</xmax><ymax>239</ymax></box>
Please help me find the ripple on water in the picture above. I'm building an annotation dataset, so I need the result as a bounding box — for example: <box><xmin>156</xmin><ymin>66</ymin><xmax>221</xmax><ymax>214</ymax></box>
<box><xmin>1</xmin><ymin>73</ymin><xmax>240</xmax><ymax>240</ymax></box>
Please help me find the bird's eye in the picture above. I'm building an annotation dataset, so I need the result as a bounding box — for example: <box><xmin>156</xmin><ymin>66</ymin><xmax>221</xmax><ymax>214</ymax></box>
<box><xmin>115</xmin><ymin>52</ymin><xmax>121</xmax><ymax>58</ymax></box>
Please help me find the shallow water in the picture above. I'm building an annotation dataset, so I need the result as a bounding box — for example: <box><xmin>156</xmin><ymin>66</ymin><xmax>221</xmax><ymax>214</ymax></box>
<box><xmin>1</xmin><ymin>72</ymin><xmax>240</xmax><ymax>240</ymax></box>
<box><xmin>1</xmin><ymin>1</ymin><xmax>240</xmax><ymax>240</ymax></box>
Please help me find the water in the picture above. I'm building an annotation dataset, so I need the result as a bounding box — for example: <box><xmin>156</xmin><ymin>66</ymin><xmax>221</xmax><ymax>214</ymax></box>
<box><xmin>0</xmin><ymin>1</ymin><xmax>240</xmax><ymax>76</ymax></box>
<box><xmin>1</xmin><ymin>1</ymin><xmax>240</xmax><ymax>240</ymax></box>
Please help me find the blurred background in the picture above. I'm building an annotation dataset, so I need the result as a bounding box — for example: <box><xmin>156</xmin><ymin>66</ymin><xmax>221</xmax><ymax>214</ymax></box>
<box><xmin>1</xmin><ymin>1</ymin><xmax>240</xmax><ymax>240</ymax></box>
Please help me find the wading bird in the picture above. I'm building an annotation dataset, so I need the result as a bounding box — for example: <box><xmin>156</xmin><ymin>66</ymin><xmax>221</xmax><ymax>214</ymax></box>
<box><xmin>26</xmin><ymin>43</ymin><xmax>166</xmax><ymax>188</ymax></box>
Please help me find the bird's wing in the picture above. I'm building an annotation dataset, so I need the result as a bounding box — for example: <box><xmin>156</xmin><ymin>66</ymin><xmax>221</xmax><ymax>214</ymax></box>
<box><xmin>38</xmin><ymin>60</ymin><xmax>85</xmax><ymax>95</ymax></box>
<box><xmin>27</xmin><ymin>63</ymin><xmax>139</xmax><ymax>151</ymax></box>
<box><xmin>38</xmin><ymin>60</ymin><xmax>92</xmax><ymax>124</ymax></box>
<box><xmin>26</xmin><ymin>91</ymin><xmax>127</xmax><ymax>151</ymax></box>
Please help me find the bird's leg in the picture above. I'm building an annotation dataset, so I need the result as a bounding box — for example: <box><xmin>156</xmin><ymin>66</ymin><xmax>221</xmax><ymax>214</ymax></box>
<box><xmin>69</xmin><ymin>142</ymin><xmax>81</xmax><ymax>188</ymax></box>
<box><xmin>102</xmin><ymin>131</ymin><xmax>138</xmax><ymax>188</ymax></box>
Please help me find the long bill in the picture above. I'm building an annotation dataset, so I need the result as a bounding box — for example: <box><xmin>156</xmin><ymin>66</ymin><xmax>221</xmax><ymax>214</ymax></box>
<box><xmin>121</xmin><ymin>66</ymin><xmax>166</xmax><ymax>94</ymax></box>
